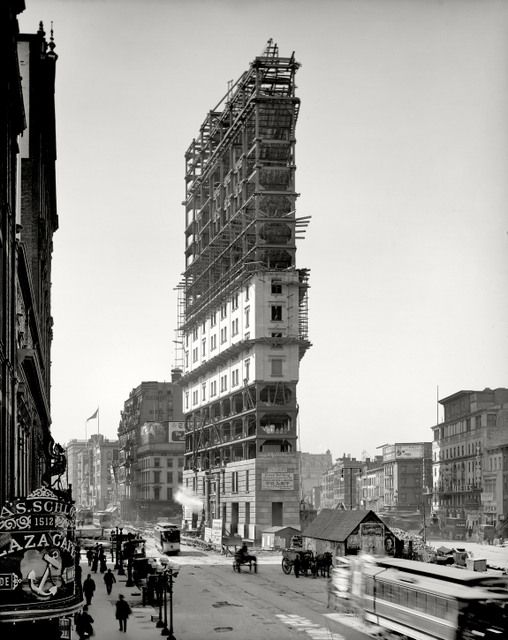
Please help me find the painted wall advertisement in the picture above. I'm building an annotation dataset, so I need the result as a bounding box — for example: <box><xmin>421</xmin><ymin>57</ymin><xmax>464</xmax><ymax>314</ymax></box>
<box><xmin>140</xmin><ymin>421</ymin><xmax>185</xmax><ymax>445</ymax></box>
<box><xmin>261</xmin><ymin>472</ymin><xmax>294</xmax><ymax>490</ymax></box>
<box><xmin>0</xmin><ymin>487</ymin><xmax>82</xmax><ymax>624</ymax></box>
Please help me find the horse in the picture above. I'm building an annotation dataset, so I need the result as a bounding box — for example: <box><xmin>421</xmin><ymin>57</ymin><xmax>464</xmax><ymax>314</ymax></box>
<box><xmin>233</xmin><ymin>549</ymin><xmax>257</xmax><ymax>573</ymax></box>
<box><xmin>315</xmin><ymin>552</ymin><xmax>333</xmax><ymax>577</ymax></box>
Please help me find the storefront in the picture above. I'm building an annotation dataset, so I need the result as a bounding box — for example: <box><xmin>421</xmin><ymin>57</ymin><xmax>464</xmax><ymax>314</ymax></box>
<box><xmin>0</xmin><ymin>487</ymin><xmax>83</xmax><ymax>638</ymax></box>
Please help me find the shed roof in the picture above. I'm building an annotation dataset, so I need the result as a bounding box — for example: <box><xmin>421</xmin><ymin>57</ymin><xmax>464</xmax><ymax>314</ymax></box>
<box><xmin>302</xmin><ymin>509</ymin><xmax>384</xmax><ymax>542</ymax></box>
<box><xmin>262</xmin><ymin>525</ymin><xmax>301</xmax><ymax>535</ymax></box>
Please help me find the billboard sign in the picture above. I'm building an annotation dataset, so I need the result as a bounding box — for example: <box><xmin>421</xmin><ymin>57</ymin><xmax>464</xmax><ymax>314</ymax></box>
<box><xmin>0</xmin><ymin>487</ymin><xmax>82</xmax><ymax>624</ymax></box>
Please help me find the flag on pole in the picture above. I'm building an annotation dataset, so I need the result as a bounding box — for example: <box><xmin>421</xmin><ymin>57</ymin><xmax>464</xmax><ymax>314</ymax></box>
<box><xmin>86</xmin><ymin>408</ymin><xmax>98</xmax><ymax>421</ymax></box>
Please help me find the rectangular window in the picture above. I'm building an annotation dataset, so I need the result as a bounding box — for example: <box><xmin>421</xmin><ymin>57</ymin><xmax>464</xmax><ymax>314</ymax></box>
<box><xmin>220</xmin><ymin>327</ymin><xmax>227</xmax><ymax>344</ymax></box>
<box><xmin>271</xmin><ymin>332</ymin><xmax>283</xmax><ymax>349</ymax></box>
<box><xmin>202</xmin><ymin>338</ymin><xmax>206</xmax><ymax>357</ymax></box>
<box><xmin>245</xmin><ymin>284</ymin><xmax>250</xmax><ymax>301</ymax></box>
<box><xmin>153</xmin><ymin>487</ymin><xmax>160</xmax><ymax>501</ymax></box>
<box><xmin>271</xmin><ymin>279</ymin><xmax>282</xmax><ymax>294</ymax></box>
<box><xmin>232</xmin><ymin>471</ymin><xmax>239</xmax><ymax>493</ymax></box>
<box><xmin>271</xmin><ymin>305</ymin><xmax>282</xmax><ymax>321</ymax></box>
<box><xmin>154</xmin><ymin>457</ymin><xmax>160</xmax><ymax>468</ymax></box>
<box><xmin>167</xmin><ymin>458</ymin><xmax>174</xmax><ymax>468</ymax></box>
<box><xmin>202</xmin><ymin>321</ymin><xmax>206</xmax><ymax>333</ymax></box>
<box><xmin>231</xmin><ymin>318</ymin><xmax>239</xmax><ymax>336</ymax></box>
<box><xmin>202</xmin><ymin>383</ymin><xmax>206</xmax><ymax>401</ymax></box>
<box><xmin>245</xmin><ymin>501</ymin><xmax>250</xmax><ymax>525</ymax></box>
<box><xmin>245</xmin><ymin>470</ymin><xmax>249</xmax><ymax>492</ymax></box>
<box><xmin>167</xmin><ymin>487</ymin><xmax>173</xmax><ymax>501</ymax></box>
<box><xmin>192</xmin><ymin>347</ymin><xmax>198</xmax><ymax>362</ymax></box>
<box><xmin>153</xmin><ymin>471</ymin><xmax>160</xmax><ymax>484</ymax></box>
<box><xmin>185</xmin><ymin>392</ymin><xmax>189</xmax><ymax>409</ymax></box>
<box><xmin>210</xmin><ymin>312</ymin><xmax>217</xmax><ymax>327</ymax></box>
<box><xmin>221</xmin><ymin>303</ymin><xmax>228</xmax><ymax>319</ymax></box>
<box><xmin>244</xmin><ymin>359</ymin><xmax>250</xmax><ymax>382</ymax></box>
<box><xmin>232</xmin><ymin>292</ymin><xmax>239</xmax><ymax>310</ymax></box>
<box><xmin>210</xmin><ymin>334</ymin><xmax>217</xmax><ymax>351</ymax></box>
<box><xmin>192</xmin><ymin>390</ymin><xmax>198</xmax><ymax>405</ymax></box>
<box><xmin>271</xmin><ymin>358</ymin><xmax>283</xmax><ymax>377</ymax></box>
<box><xmin>245</xmin><ymin>307</ymin><xmax>250</xmax><ymax>328</ymax></box>
<box><xmin>231</xmin><ymin>369</ymin><xmax>239</xmax><ymax>387</ymax></box>
<box><xmin>167</xmin><ymin>472</ymin><xmax>173</xmax><ymax>484</ymax></box>
<box><xmin>192</xmin><ymin>326</ymin><xmax>198</xmax><ymax>341</ymax></box>
<box><xmin>220</xmin><ymin>374</ymin><xmax>227</xmax><ymax>392</ymax></box>
<box><xmin>210</xmin><ymin>380</ymin><xmax>217</xmax><ymax>397</ymax></box>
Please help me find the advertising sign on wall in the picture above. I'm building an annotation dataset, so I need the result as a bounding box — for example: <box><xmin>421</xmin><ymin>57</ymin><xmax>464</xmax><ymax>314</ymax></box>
<box><xmin>261</xmin><ymin>472</ymin><xmax>294</xmax><ymax>490</ymax></box>
<box><xmin>0</xmin><ymin>487</ymin><xmax>82</xmax><ymax>624</ymax></box>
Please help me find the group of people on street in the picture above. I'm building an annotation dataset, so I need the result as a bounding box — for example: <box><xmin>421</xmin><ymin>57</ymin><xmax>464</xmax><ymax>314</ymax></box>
<box><xmin>77</xmin><ymin>549</ymin><xmax>131</xmax><ymax>638</ymax></box>
<box><xmin>86</xmin><ymin>543</ymin><xmax>108</xmax><ymax>573</ymax></box>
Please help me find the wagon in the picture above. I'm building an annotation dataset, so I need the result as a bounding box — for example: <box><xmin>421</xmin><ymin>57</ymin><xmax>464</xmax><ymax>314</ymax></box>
<box><xmin>281</xmin><ymin>548</ymin><xmax>314</xmax><ymax>575</ymax></box>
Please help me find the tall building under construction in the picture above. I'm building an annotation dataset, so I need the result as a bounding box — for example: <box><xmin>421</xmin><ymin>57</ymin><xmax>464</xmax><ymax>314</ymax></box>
<box><xmin>180</xmin><ymin>41</ymin><xmax>310</xmax><ymax>542</ymax></box>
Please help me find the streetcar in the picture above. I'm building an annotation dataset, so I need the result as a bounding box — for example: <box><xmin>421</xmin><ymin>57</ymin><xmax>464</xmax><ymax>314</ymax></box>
<box><xmin>154</xmin><ymin>522</ymin><xmax>181</xmax><ymax>555</ymax></box>
<box><xmin>346</xmin><ymin>555</ymin><xmax>508</xmax><ymax>640</ymax></box>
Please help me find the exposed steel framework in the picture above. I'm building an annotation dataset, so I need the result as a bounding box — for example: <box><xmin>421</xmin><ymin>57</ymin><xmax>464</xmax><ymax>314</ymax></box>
<box><xmin>180</xmin><ymin>42</ymin><xmax>310</xmax><ymax>509</ymax></box>
<box><xmin>181</xmin><ymin>40</ymin><xmax>310</xmax><ymax>337</ymax></box>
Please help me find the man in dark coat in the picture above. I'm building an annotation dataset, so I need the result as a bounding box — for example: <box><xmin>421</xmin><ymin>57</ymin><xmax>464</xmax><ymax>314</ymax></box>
<box><xmin>115</xmin><ymin>594</ymin><xmax>132</xmax><ymax>632</ymax></box>
<box><xmin>83</xmin><ymin>574</ymin><xmax>96</xmax><ymax>606</ymax></box>
<box><xmin>75</xmin><ymin>605</ymin><xmax>94</xmax><ymax>639</ymax></box>
<box><xmin>104</xmin><ymin>568</ymin><xmax>116</xmax><ymax>595</ymax></box>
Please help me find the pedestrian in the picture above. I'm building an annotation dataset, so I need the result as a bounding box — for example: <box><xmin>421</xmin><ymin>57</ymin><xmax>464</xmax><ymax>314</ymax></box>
<box><xmin>293</xmin><ymin>553</ymin><xmax>301</xmax><ymax>578</ymax></box>
<box><xmin>86</xmin><ymin>548</ymin><xmax>94</xmax><ymax>567</ymax></box>
<box><xmin>75</xmin><ymin>605</ymin><xmax>94</xmax><ymax>639</ymax></box>
<box><xmin>115</xmin><ymin>593</ymin><xmax>132</xmax><ymax>632</ymax></box>
<box><xmin>82</xmin><ymin>574</ymin><xmax>96</xmax><ymax>606</ymax></box>
<box><xmin>104</xmin><ymin>568</ymin><xmax>116</xmax><ymax>595</ymax></box>
<box><xmin>99</xmin><ymin>549</ymin><xmax>108</xmax><ymax>573</ymax></box>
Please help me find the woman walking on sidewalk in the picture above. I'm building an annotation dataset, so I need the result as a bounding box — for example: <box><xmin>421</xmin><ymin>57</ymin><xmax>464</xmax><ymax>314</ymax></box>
<box><xmin>115</xmin><ymin>594</ymin><xmax>132</xmax><ymax>632</ymax></box>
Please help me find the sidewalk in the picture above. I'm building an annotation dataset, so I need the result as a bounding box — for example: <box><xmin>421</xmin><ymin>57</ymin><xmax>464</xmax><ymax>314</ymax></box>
<box><xmin>80</xmin><ymin>561</ymin><xmax>166</xmax><ymax>639</ymax></box>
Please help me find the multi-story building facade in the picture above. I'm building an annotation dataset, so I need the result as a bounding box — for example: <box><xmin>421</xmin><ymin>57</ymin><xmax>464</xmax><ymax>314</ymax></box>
<box><xmin>65</xmin><ymin>435</ymin><xmax>119</xmax><ymax>511</ymax></box>
<box><xmin>298</xmin><ymin>451</ymin><xmax>332</xmax><ymax>506</ymax></box>
<box><xmin>180</xmin><ymin>42</ymin><xmax>310</xmax><ymax>542</ymax></box>
<box><xmin>319</xmin><ymin>456</ymin><xmax>365</xmax><ymax>510</ymax></box>
<box><xmin>117</xmin><ymin>375</ymin><xmax>183</xmax><ymax>521</ymax></box>
<box><xmin>358</xmin><ymin>457</ymin><xmax>384</xmax><ymax>512</ymax></box>
<box><xmin>65</xmin><ymin>438</ymin><xmax>88</xmax><ymax>505</ymax></box>
<box><xmin>0</xmin><ymin>13</ymin><xmax>82</xmax><ymax>636</ymax></box>
<box><xmin>380</xmin><ymin>442</ymin><xmax>432</xmax><ymax>513</ymax></box>
<box><xmin>88</xmin><ymin>434</ymin><xmax>118</xmax><ymax>511</ymax></box>
<box><xmin>432</xmin><ymin>388</ymin><xmax>508</xmax><ymax>533</ymax></box>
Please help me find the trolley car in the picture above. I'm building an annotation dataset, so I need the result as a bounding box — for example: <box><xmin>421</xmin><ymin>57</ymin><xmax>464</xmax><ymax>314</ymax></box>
<box><xmin>154</xmin><ymin>522</ymin><xmax>181</xmax><ymax>555</ymax></box>
<box><xmin>348</xmin><ymin>556</ymin><xmax>508</xmax><ymax>640</ymax></box>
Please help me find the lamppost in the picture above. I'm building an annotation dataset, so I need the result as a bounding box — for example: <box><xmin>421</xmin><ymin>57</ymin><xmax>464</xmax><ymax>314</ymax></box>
<box><xmin>116</xmin><ymin>527</ymin><xmax>125</xmax><ymax>575</ymax></box>
<box><xmin>160</xmin><ymin>567</ymin><xmax>178</xmax><ymax>638</ymax></box>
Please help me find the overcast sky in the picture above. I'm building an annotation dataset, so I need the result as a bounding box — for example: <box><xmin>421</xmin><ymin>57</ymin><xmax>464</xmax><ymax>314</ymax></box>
<box><xmin>19</xmin><ymin>0</ymin><xmax>508</xmax><ymax>459</ymax></box>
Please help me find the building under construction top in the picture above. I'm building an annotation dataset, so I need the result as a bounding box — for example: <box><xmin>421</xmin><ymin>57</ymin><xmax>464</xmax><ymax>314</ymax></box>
<box><xmin>180</xmin><ymin>41</ymin><xmax>311</xmax><ymax>543</ymax></box>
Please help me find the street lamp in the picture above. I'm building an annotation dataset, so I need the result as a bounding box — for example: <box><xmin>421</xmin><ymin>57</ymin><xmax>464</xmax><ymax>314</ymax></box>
<box><xmin>160</xmin><ymin>567</ymin><xmax>178</xmax><ymax>638</ymax></box>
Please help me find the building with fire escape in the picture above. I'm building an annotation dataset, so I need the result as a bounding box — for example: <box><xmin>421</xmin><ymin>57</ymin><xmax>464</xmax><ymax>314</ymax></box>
<box><xmin>432</xmin><ymin>388</ymin><xmax>508</xmax><ymax>535</ymax></box>
<box><xmin>179</xmin><ymin>41</ymin><xmax>310</xmax><ymax>542</ymax></box>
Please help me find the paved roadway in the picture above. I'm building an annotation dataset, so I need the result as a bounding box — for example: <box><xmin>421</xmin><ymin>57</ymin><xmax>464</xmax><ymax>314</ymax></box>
<box><xmin>81</xmin><ymin>535</ymin><xmax>507</xmax><ymax>639</ymax></box>
<box><xmin>80</xmin><ymin>544</ymin><xmax>373</xmax><ymax>640</ymax></box>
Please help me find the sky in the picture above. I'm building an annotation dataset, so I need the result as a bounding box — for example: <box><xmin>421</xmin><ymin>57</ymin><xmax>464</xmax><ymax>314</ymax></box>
<box><xmin>18</xmin><ymin>0</ymin><xmax>508</xmax><ymax>459</ymax></box>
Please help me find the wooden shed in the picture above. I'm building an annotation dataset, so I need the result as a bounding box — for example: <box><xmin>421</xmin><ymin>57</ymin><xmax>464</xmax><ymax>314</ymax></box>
<box><xmin>302</xmin><ymin>509</ymin><xmax>397</xmax><ymax>557</ymax></box>
<box><xmin>261</xmin><ymin>525</ymin><xmax>301</xmax><ymax>550</ymax></box>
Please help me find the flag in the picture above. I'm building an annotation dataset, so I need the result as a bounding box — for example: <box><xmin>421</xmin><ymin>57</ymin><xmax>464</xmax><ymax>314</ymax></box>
<box><xmin>86</xmin><ymin>408</ymin><xmax>98</xmax><ymax>421</ymax></box>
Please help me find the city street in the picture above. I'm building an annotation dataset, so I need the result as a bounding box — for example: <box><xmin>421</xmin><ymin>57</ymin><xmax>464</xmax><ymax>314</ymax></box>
<box><xmin>81</xmin><ymin>542</ymin><xmax>373</xmax><ymax>640</ymax></box>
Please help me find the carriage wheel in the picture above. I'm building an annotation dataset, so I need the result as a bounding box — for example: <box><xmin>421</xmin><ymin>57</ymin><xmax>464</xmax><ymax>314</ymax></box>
<box><xmin>282</xmin><ymin>558</ymin><xmax>292</xmax><ymax>574</ymax></box>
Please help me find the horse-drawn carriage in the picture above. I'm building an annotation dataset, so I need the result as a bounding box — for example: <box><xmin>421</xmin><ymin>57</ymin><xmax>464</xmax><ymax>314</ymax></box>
<box><xmin>232</xmin><ymin>546</ymin><xmax>257</xmax><ymax>573</ymax></box>
<box><xmin>281</xmin><ymin>548</ymin><xmax>333</xmax><ymax>577</ymax></box>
